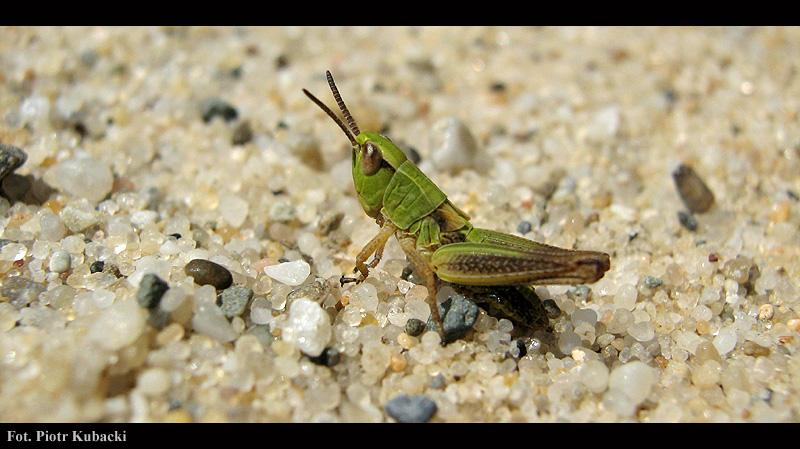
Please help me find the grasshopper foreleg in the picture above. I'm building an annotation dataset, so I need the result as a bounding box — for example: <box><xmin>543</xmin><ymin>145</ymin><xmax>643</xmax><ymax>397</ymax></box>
<box><xmin>340</xmin><ymin>221</ymin><xmax>396</xmax><ymax>286</ymax></box>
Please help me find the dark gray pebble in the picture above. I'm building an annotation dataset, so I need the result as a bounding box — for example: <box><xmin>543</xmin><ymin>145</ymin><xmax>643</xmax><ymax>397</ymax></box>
<box><xmin>217</xmin><ymin>285</ymin><xmax>253</xmax><ymax>318</ymax></box>
<box><xmin>1</xmin><ymin>276</ymin><xmax>46</xmax><ymax>308</ymax></box>
<box><xmin>517</xmin><ymin>220</ymin><xmax>532</xmax><ymax>235</ymax></box>
<box><xmin>672</xmin><ymin>164</ymin><xmax>715</xmax><ymax>213</ymax></box>
<box><xmin>185</xmin><ymin>259</ymin><xmax>233</xmax><ymax>289</ymax></box>
<box><xmin>427</xmin><ymin>294</ymin><xmax>479</xmax><ymax>343</ymax></box>
<box><xmin>136</xmin><ymin>273</ymin><xmax>169</xmax><ymax>309</ymax></box>
<box><xmin>643</xmin><ymin>275</ymin><xmax>663</xmax><ymax>289</ymax></box>
<box><xmin>384</xmin><ymin>394</ymin><xmax>437</xmax><ymax>423</ymax></box>
<box><xmin>405</xmin><ymin>318</ymin><xmax>426</xmax><ymax>337</ymax></box>
<box><xmin>677</xmin><ymin>210</ymin><xmax>698</xmax><ymax>231</ymax></box>
<box><xmin>429</xmin><ymin>374</ymin><xmax>445</xmax><ymax>389</ymax></box>
<box><xmin>200</xmin><ymin>98</ymin><xmax>238</xmax><ymax>123</ymax></box>
<box><xmin>89</xmin><ymin>260</ymin><xmax>105</xmax><ymax>273</ymax></box>
<box><xmin>0</xmin><ymin>144</ymin><xmax>27</xmax><ymax>182</ymax></box>
<box><xmin>542</xmin><ymin>298</ymin><xmax>561</xmax><ymax>319</ymax></box>
<box><xmin>231</xmin><ymin>120</ymin><xmax>253</xmax><ymax>145</ymax></box>
<box><xmin>308</xmin><ymin>347</ymin><xmax>341</xmax><ymax>366</ymax></box>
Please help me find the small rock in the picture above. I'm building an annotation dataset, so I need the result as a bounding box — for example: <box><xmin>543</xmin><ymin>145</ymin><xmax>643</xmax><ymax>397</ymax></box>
<box><xmin>1</xmin><ymin>276</ymin><xmax>46</xmax><ymax>308</ymax></box>
<box><xmin>405</xmin><ymin>318</ymin><xmax>426</xmax><ymax>337</ymax></box>
<box><xmin>217</xmin><ymin>285</ymin><xmax>253</xmax><ymax>318</ymax></box>
<box><xmin>677</xmin><ymin>210</ymin><xmax>698</xmax><ymax>231</ymax></box>
<box><xmin>59</xmin><ymin>204</ymin><xmax>100</xmax><ymax>233</ymax></box>
<box><xmin>542</xmin><ymin>298</ymin><xmax>562</xmax><ymax>319</ymax></box>
<box><xmin>52</xmin><ymin>157</ymin><xmax>114</xmax><ymax>204</ymax></box>
<box><xmin>263</xmin><ymin>259</ymin><xmax>310</xmax><ymax>286</ymax></box>
<box><xmin>192</xmin><ymin>301</ymin><xmax>237</xmax><ymax>343</ymax></box>
<box><xmin>136</xmin><ymin>273</ymin><xmax>169</xmax><ymax>309</ymax></box>
<box><xmin>429</xmin><ymin>116</ymin><xmax>484</xmax><ymax>173</ymax></box>
<box><xmin>200</xmin><ymin>97</ymin><xmax>238</xmax><ymax>123</ymax></box>
<box><xmin>231</xmin><ymin>120</ymin><xmax>253</xmax><ymax>145</ymax></box>
<box><xmin>587</xmin><ymin>105</ymin><xmax>621</xmax><ymax>142</ymax></box>
<box><xmin>48</xmin><ymin>249</ymin><xmax>71</xmax><ymax>273</ymax></box>
<box><xmin>282</xmin><ymin>298</ymin><xmax>331</xmax><ymax>357</ymax></box>
<box><xmin>516</xmin><ymin>220</ymin><xmax>532</xmax><ymax>235</ymax></box>
<box><xmin>184</xmin><ymin>259</ymin><xmax>233</xmax><ymax>290</ymax></box>
<box><xmin>672</xmin><ymin>164</ymin><xmax>715</xmax><ymax>213</ymax></box>
<box><xmin>308</xmin><ymin>347</ymin><xmax>341</xmax><ymax>366</ymax></box>
<box><xmin>90</xmin><ymin>260</ymin><xmax>105</xmax><ymax>273</ymax></box>
<box><xmin>87</xmin><ymin>299</ymin><xmax>146</xmax><ymax>351</ymax></box>
<box><xmin>426</xmin><ymin>294</ymin><xmax>479</xmax><ymax>343</ymax></box>
<box><xmin>607</xmin><ymin>360</ymin><xmax>657</xmax><ymax>406</ymax></box>
<box><xmin>0</xmin><ymin>144</ymin><xmax>27</xmax><ymax>183</ymax></box>
<box><xmin>384</xmin><ymin>394</ymin><xmax>437</xmax><ymax>423</ymax></box>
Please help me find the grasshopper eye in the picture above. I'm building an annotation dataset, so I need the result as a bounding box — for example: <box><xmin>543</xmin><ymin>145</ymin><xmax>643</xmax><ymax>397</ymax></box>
<box><xmin>361</xmin><ymin>141</ymin><xmax>383</xmax><ymax>176</ymax></box>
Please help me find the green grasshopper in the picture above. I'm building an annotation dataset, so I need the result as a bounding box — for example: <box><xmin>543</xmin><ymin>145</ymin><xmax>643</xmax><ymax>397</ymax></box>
<box><xmin>303</xmin><ymin>71</ymin><xmax>610</xmax><ymax>342</ymax></box>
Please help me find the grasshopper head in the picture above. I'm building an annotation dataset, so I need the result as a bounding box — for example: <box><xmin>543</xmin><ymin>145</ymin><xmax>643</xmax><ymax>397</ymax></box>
<box><xmin>303</xmin><ymin>71</ymin><xmax>407</xmax><ymax>219</ymax></box>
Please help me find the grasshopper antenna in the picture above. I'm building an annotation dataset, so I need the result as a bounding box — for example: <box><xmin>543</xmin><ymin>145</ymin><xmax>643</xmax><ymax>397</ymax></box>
<box><xmin>303</xmin><ymin>88</ymin><xmax>357</xmax><ymax>147</ymax></box>
<box><xmin>326</xmin><ymin>70</ymin><xmax>361</xmax><ymax>136</ymax></box>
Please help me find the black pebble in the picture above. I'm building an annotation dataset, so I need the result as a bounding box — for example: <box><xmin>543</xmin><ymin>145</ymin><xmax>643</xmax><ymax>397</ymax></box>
<box><xmin>677</xmin><ymin>210</ymin><xmax>698</xmax><ymax>231</ymax></box>
<box><xmin>184</xmin><ymin>259</ymin><xmax>233</xmax><ymax>290</ymax></box>
<box><xmin>136</xmin><ymin>273</ymin><xmax>169</xmax><ymax>309</ymax></box>
<box><xmin>0</xmin><ymin>144</ymin><xmax>27</xmax><ymax>183</ymax></box>
<box><xmin>542</xmin><ymin>299</ymin><xmax>561</xmax><ymax>319</ymax></box>
<box><xmin>308</xmin><ymin>347</ymin><xmax>341</xmax><ymax>366</ymax></box>
<box><xmin>200</xmin><ymin>98</ymin><xmax>238</xmax><ymax>123</ymax></box>
<box><xmin>90</xmin><ymin>260</ymin><xmax>105</xmax><ymax>273</ymax></box>
<box><xmin>405</xmin><ymin>318</ymin><xmax>426</xmax><ymax>337</ymax></box>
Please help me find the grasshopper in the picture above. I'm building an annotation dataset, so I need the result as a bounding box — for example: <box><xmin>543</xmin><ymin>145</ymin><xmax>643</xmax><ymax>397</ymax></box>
<box><xmin>303</xmin><ymin>71</ymin><xmax>610</xmax><ymax>342</ymax></box>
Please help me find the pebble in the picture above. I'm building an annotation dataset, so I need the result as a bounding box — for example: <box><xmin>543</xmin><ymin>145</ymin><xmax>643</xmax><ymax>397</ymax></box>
<box><xmin>429</xmin><ymin>116</ymin><xmax>482</xmax><ymax>173</ymax></box>
<box><xmin>263</xmin><ymin>259</ymin><xmax>310</xmax><ymax>286</ymax></box>
<box><xmin>200</xmin><ymin>97</ymin><xmax>238</xmax><ymax>123</ymax></box>
<box><xmin>231</xmin><ymin>120</ymin><xmax>253</xmax><ymax>145</ymax></box>
<box><xmin>48</xmin><ymin>249</ymin><xmax>71</xmax><ymax>273</ymax></box>
<box><xmin>218</xmin><ymin>195</ymin><xmax>249</xmax><ymax>228</ymax></box>
<box><xmin>0</xmin><ymin>144</ymin><xmax>27</xmax><ymax>182</ymax></box>
<box><xmin>59</xmin><ymin>205</ymin><xmax>100</xmax><ymax>233</ymax></box>
<box><xmin>308</xmin><ymin>347</ymin><xmax>341</xmax><ymax>366</ymax></box>
<box><xmin>185</xmin><ymin>259</ymin><xmax>233</xmax><ymax>290</ymax></box>
<box><xmin>405</xmin><ymin>318</ymin><xmax>426</xmax><ymax>337</ymax></box>
<box><xmin>1</xmin><ymin>276</ymin><xmax>46</xmax><ymax>308</ymax></box>
<box><xmin>677</xmin><ymin>210</ymin><xmax>698</xmax><ymax>231</ymax></box>
<box><xmin>426</xmin><ymin>294</ymin><xmax>479</xmax><ymax>343</ymax></box>
<box><xmin>136</xmin><ymin>273</ymin><xmax>170</xmax><ymax>309</ymax></box>
<box><xmin>281</xmin><ymin>298</ymin><xmax>331</xmax><ymax>357</ymax></box>
<box><xmin>516</xmin><ymin>220</ymin><xmax>532</xmax><ymax>235</ymax></box>
<box><xmin>672</xmin><ymin>164</ymin><xmax>715</xmax><ymax>214</ymax></box>
<box><xmin>52</xmin><ymin>157</ymin><xmax>114</xmax><ymax>204</ymax></box>
<box><xmin>217</xmin><ymin>285</ymin><xmax>254</xmax><ymax>318</ymax></box>
<box><xmin>587</xmin><ymin>105</ymin><xmax>621</xmax><ymax>142</ymax></box>
<box><xmin>87</xmin><ymin>299</ymin><xmax>146</xmax><ymax>351</ymax></box>
<box><xmin>383</xmin><ymin>394</ymin><xmax>437</xmax><ymax>423</ymax></box>
<box><xmin>89</xmin><ymin>260</ymin><xmax>105</xmax><ymax>273</ymax></box>
<box><xmin>712</xmin><ymin>327</ymin><xmax>737</xmax><ymax>355</ymax></box>
<box><xmin>192</xmin><ymin>301</ymin><xmax>237</xmax><ymax>343</ymax></box>
<box><xmin>542</xmin><ymin>298</ymin><xmax>561</xmax><ymax>319</ymax></box>
<box><xmin>607</xmin><ymin>360</ymin><xmax>657</xmax><ymax>406</ymax></box>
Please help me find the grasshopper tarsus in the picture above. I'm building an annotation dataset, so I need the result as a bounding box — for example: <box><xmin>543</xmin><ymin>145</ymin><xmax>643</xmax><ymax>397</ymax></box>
<box><xmin>339</xmin><ymin>275</ymin><xmax>359</xmax><ymax>287</ymax></box>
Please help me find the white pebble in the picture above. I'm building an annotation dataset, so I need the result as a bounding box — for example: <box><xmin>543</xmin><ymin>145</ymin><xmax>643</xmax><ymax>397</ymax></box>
<box><xmin>39</xmin><ymin>213</ymin><xmax>67</xmax><ymax>241</ymax></box>
<box><xmin>52</xmin><ymin>157</ymin><xmax>114</xmax><ymax>204</ymax></box>
<box><xmin>1</xmin><ymin>242</ymin><xmax>27</xmax><ymax>261</ymax></box>
<box><xmin>263</xmin><ymin>259</ymin><xmax>310</xmax><ymax>286</ymax></box>
<box><xmin>48</xmin><ymin>249</ymin><xmax>71</xmax><ymax>273</ymax></box>
<box><xmin>218</xmin><ymin>195</ymin><xmax>249</xmax><ymax>228</ymax></box>
<box><xmin>88</xmin><ymin>299</ymin><xmax>146</xmax><ymax>351</ymax></box>
<box><xmin>159</xmin><ymin>287</ymin><xmax>186</xmax><ymax>312</ymax></box>
<box><xmin>250</xmin><ymin>307</ymin><xmax>273</xmax><ymax>325</ymax></box>
<box><xmin>557</xmin><ymin>330</ymin><xmax>582</xmax><ymax>354</ymax></box>
<box><xmin>578</xmin><ymin>359</ymin><xmax>610</xmax><ymax>393</ymax></box>
<box><xmin>192</xmin><ymin>302</ymin><xmax>237</xmax><ymax>343</ymax></box>
<box><xmin>628</xmin><ymin>321</ymin><xmax>655</xmax><ymax>342</ymax></box>
<box><xmin>281</xmin><ymin>298</ymin><xmax>331</xmax><ymax>357</ymax></box>
<box><xmin>92</xmin><ymin>289</ymin><xmax>116</xmax><ymax>308</ymax></box>
<box><xmin>613</xmin><ymin>284</ymin><xmax>638</xmax><ymax>310</ymax></box>
<box><xmin>429</xmin><ymin>116</ymin><xmax>483</xmax><ymax>173</ymax></box>
<box><xmin>137</xmin><ymin>368</ymin><xmax>171</xmax><ymax>396</ymax></box>
<box><xmin>712</xmin><ymin>327</ymin><xmax>737</xmax><ymax>355</ymax></box>
<box><xmin>571</xmin><ymin>308</ymin><xmax>598</xmax><ymax>327</ymax></box>
<box><xmin>587</xmin><ymin>105</ymin><xmax>620</xmax><ymax>142</ymax></box>
<box><xmin>130</xmin><ymin>210</ymin><xmax>158</xmax><ymax>229</ymax></box>
<box><xmin>607</xmin><ymin>360</ymin><xmax>657</xmax><ymax>406</ymax></box>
